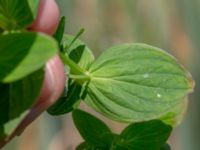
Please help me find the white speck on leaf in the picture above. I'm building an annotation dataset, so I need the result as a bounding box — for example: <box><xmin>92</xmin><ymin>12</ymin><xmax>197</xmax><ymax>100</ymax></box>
<box><xmin>143</xmin><ymin>74</ymin><xmax>149</xmax><ymax>78</ymax></box>
<box><xmin>157</xmin><ymin>93</ymin><xmax>161</xmax><ymax>98</ymax></box>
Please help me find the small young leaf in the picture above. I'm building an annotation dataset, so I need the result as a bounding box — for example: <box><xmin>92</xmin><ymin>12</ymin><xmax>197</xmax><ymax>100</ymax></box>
<box><xmin>62</xmin><ymin>34</ymin><xmax>94</xmax><ymax>70</ymax></box>
<box><xmin>47</xmin><ymin>35</ymin><xmax>94</xmax><ymax>115</ymax></box>
<box><xmin>66</xmin><ymin>29</ymin><xmax>85</xmax><ymax>50</ymax></box>
<box><xmin>0</xmin><ymin>32</ymin><xmax>58</xmax><ymax>83</ymax></box>
<box><xmin>53</xmin><ymin>16</ymin><xmax>65</xmax><ymax>44</ymax></box>
<box><xmin>0</xmin><ymin>0</ymin><xmax>39</xmax><ymax>29</ymax></box>
<box><xmin>47</xmin><ymin>80</ymin><xmax>82</xmax><ymax>115</ymax></box>
<box><xmin>85</xmin><ymin>44</ymin><xmax>194</xmax><ymax>123</ymax></box>
<box><xmin>115</xmin><ymin>120</ymin><xmax>172</xmax><ymax>150</ymax></box>
<box><xmin>72</xmin><ymin>109</ymin><xmax>112</xmax><ymax>147</ymax></box>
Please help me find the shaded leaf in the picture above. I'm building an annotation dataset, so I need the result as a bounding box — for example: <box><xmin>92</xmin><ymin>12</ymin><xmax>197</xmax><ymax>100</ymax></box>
<box><xmin>76</xmin><ymin>142</ymin><xmax>99</xmax><ymax>150</ymax></box>
<box><xmin>160</xmin><ymin>143</ymin><xmax>171</xmax><ymax>150</ymax></box>
<box><xmin>0</xmin><ymin>32</ymin><xmax>58</xmax><ymax>83</ymax></box>
<box><xmin>0</xmin><ymin>69</ymin><xmax>44</xmax><ymax>138</ymax></box>
<box><xmin>0</xmin><ymin>0</ymin><xmax>39</xmax><ymax>29</ymax></box>
<box><xmin>115</xmin><ymin>120</ymin><xmax>172</xmax><ymax>150</ymax></box>
<box><xmin>47</xmin><ymin>80</ymin><xmax>82</xmax><ymax>115</ymax></box>
<box><xmin>73</xmin><ymin>109</ymin><xmax>112</xmax><ymax>147</ymax></box>
<box><xmin>9</xmin><ymin>69</ymin><xmax>44</xmax><ymax>119</ymax></box>
<box><xmin>53</xmin><ymin>16</ymin><xmax>65</xmax><ymax>44</ymax></box>
<box><xmin>0</xmin><ymin>84</ymin><xmax>9</xmax><ymax>139</ymax></box>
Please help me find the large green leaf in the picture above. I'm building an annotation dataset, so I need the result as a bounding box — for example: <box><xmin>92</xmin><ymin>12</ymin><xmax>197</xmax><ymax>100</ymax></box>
<box><xmin>0</xmin><ymin>69</ymin><xmax>44</xmax><ymax>138</ymax></box>
<box><xmin>73</xmin><ymin>109</ymin><xmax>112</xmax><ymax>147</ymax></box>
<box><xmin>0</xmin><ymin>32</ymin><xmax>58</xmax><ymax>83</ymax></box>
<box><xmin>0</xmin><ymin>0</ymin><xmax>39</xmax><ymax>29</ymax></box>
<box><xmin>85</xmin><ymin>44</ymin><xmax>194</xmax><ymax>122</ymax></box>
<box><xmin>115</xmin><ymin>120</ymin><xmax>172</xmax><ymax>150</ymax></box>
<box><xmin>47</xmin><ymin>35</ymin><xmax>94</xmax><ymax>115</ymax></box>
<box><xmin>9</xmin><ymin>69</ymin><xmax>44</xmax><ymax>119</ymax></box>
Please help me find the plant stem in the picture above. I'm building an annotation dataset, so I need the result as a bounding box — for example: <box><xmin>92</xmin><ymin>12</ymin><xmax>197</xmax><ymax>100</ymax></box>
<box><xmin>69</xmin><ymin>74</ymin><xmax>90</xmax><ymax>81</ymax></box>
<box><xmin>59</xmin><ymin>52</ymin><xmax>90</xmax><ymax>82</ymax></box>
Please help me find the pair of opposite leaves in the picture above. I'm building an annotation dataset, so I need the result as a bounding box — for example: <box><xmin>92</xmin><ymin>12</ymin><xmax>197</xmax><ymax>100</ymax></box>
<box><xmin>0</xmin><ymin>0</ymin><xmax>194</xmax><ymax>125</ymax></box>
<box><xmin>0</xmin><ymin>0</ymin><xmax>194</xmax><ymax>147</ymax></box>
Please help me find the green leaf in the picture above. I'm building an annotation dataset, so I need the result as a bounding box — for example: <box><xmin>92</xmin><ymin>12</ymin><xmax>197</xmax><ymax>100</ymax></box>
<box><xmin>0</xmin><ymin>32</ymin><xmax>58</xmax><ymax>83</ymax></box>
<box><xmin>0</xmin><ymin>0</ymin><xmax>39</xmax><ymax>29</ymax></box>
<box><xmin>85</xmin><ymin>43</ymin><xmax>194</xmax><ymax>122</ymax></box>
<box><xmin>9</xmin><ymin>69</ymin><xmax>44</xmax><ymax>119</ymax></box>
<box><xmin>63</xmin><ymin>34</ymin><xmax>94</xmax><ymax>70</ymax></box>
<box><xmin>53</xmin><ymin>16</ymin><xmax>65</xmax><ymax>44</ymax></box>
<box><xmin>160</xmin><ymin>98</ymin><xmax>188</xmax><ymax>126</ymax></box>
<box><xmin>73</xmin><ymin>109</ymin><xmax>112</xmax><ymax>147</ymax></box>
<box><xmin>160</xmin><ymin>143</ymin><xmax>171</xmax><ymax>150</ymax></box>
<box><xmin>47</xmin><ymin>35</ymin><xmax>94</xmax><ymax>115</ymax></box>
<box><xmin>0</xmin><ymin>69</ymin><xmax>44</xmax><ymax>138</ymax></box>
<box><xmin>47</xmin><ymin>80</ymin><xmax>82</xmax><ymax>115</ymax></box>
<box><xmin>115</xmin><ymin>120</ymin><xmax>172</xmax><ymax>150</ymax></box>
<box><xmin>76</xmin><ymin>133</ymin><xmax>118</xmax><ymax>150</ymax></box>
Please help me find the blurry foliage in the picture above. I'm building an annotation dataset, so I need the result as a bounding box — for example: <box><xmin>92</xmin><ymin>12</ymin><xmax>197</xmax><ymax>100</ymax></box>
<box><xmin>175</xmin><ymin>1</ymin><xmax>200</xmax><ymax>150</ymax></box>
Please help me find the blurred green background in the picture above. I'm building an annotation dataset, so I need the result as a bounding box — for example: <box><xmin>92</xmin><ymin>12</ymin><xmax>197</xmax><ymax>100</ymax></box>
<box><xmin>3</xmin><ymin>0</ymin><xmax>200</xmax><ymax>149</ymax></box>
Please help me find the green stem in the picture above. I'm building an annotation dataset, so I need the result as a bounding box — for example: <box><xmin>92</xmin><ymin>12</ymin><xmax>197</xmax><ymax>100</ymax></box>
<box><xmin>69</xmin><ymin>74</ymin><xmax>90</xmax><ymax>81</ymax></box>
<box><xmin>59</xmin><ymin>52</ymin><xmax>90</xmax><ymax>82</ymax></box>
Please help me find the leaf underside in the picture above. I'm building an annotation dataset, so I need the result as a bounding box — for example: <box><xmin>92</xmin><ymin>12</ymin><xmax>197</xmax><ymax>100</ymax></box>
<box><xmin>85</xmin><ymin>43</ymin><xmax>194</xmax><ymax>123</ymax></box>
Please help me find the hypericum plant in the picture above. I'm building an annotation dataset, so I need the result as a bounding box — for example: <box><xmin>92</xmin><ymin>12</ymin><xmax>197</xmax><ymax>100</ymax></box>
<box><xmin>0</xmin><ymin>0</ymin><xmax>194</xmax><ymax>149</ymax></box>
